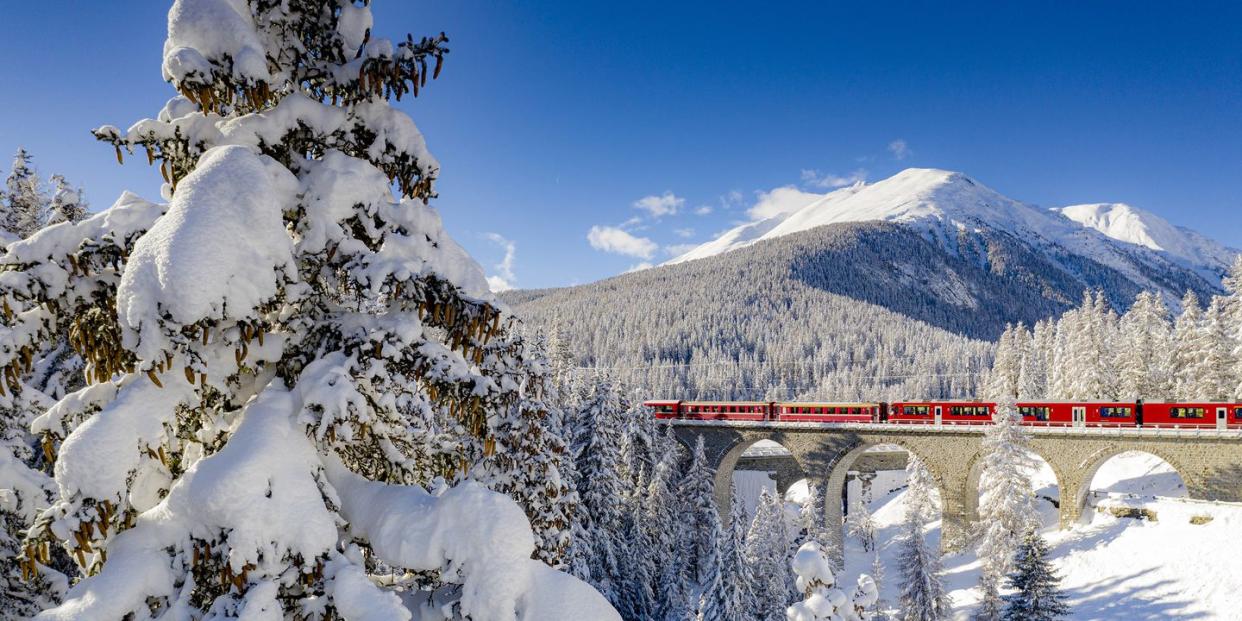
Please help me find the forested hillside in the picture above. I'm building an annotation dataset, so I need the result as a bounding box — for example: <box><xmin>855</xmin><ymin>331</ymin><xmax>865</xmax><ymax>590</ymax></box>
<box><xmin>506</xmin><ymin>222</ymin><xmax>1003</xmax><ymax>400</ymax></box>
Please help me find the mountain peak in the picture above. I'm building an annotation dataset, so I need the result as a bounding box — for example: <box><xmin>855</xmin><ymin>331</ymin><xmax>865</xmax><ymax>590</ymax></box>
<box><xmin>667</xmin><ymin>168</ymin><xmax>1237</xmax><ymax>298</ymax></box>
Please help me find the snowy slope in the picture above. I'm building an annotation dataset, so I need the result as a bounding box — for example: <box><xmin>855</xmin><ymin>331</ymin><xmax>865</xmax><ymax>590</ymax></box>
<box><xmin>670</xmin><ymin>168</ymin><xmax>1235</xmax><ymax>302</ymax></box>
<box><xmin>1057</xmin><ymin>202</ymin><xmax>1238</xmax><ymax>281</ymax></box>
<box><xmin>749</xmin><ymin>451</ymin><xmax>1237</xmax><ymax>619</ymax></box>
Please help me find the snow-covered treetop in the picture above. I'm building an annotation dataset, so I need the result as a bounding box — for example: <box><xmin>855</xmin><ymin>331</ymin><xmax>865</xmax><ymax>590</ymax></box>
<box><xmin>98</xmin><ymin>0</ymin><xmax>448</xmax><ymax>202</ymax></box>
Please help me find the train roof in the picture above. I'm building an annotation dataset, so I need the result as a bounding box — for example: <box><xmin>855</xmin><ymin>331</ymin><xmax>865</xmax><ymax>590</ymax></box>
<box><xmin>682</xmin><ymin>400</ymin><xmax>770</xmax><ymax>406</ymax></box>
<box><xmin>776</xmin><ymin>401</ymin><xmax>881</xmax><ymax>407</ymax></box>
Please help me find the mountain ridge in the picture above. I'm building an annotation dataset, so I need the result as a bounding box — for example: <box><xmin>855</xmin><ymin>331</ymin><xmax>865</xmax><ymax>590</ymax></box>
<box><xmin>668</xmin><ymin>168</ymin><xmax>1236</xmax><ymax>303</ymax></box>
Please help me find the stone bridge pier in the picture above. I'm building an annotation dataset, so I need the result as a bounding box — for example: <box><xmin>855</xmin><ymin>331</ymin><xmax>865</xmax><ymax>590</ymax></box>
<box><xmin>670</xmin><ymin>421</ymin><xmax>1242</xmax><ymax>568</ymax></box>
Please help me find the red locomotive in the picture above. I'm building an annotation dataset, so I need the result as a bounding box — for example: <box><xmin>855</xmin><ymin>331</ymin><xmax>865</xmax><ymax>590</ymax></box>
<box><xmin>645</xmin><ymin>399</ymin><xmax>1242</xmax><ymax>430</ymax></box>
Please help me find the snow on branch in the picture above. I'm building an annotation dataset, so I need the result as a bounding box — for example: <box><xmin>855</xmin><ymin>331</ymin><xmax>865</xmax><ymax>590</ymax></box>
<box><xmin>324</xmin><ymin>457</ymin><xmax>619</xmax><ymax>621</ymax></box>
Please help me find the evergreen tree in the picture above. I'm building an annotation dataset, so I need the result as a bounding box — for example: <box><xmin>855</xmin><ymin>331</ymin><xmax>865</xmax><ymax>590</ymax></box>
<box><xmin>1201</xmin><ymin>296</ymin><xmax>1234</xmax><ymax>401</ymax></box>
<box><xmin>1224</xmin><ymin>256</ymin><xmax>1242</xmax><ymax>399</ymax></box>
<box><xmin>645</xmin><ymin>433</ymin><xmax>693</xmax><ymax>620</ymax></box>
<box><xmin>700</xmin><ymin>483</ymin><xmax>754</xmax><ymax>621</ymax></box>
<box><xmin>1117</xmin><ymin>291</ymin><xmax>1171</xmax><ymax>400</ymax></box>
<box><xmin>1002</xmin><ymin>531</ymin><xmax>1069</xmax><ymax>621</ymax></box>
<box><xmin>44</xmin><ymin>175</ymin><xmax>88</xmax><ymax>227</ymax></box>
<box><xmin>575</xmin><ymin>373</ymin><xmax>630</xmax><ymax>601</ymax></box>
<box><xmin>786</xmin><ymin>541</ymin><xmax>857</xmax><ymax>621</ymax></box>
<box><xmin>896</xmin><ymin>455</ymin><xmax>950</xmax><ymax>621</ymax></box>
<box><xmin>1171</xmin><ymin>291</ymin><xmax>1206</xmax><ymax>400</ymax></box>
<box><xmin>974</xmin><ymin>400</ymin><xmax>1039</xmax><ymax>619</ymax></box>
<box><xmin>851</xmin><ymin>573</ymin><xmax>881</xmax><ymax>621</ymax></box>
<box><xmin>871</xmin><ymin>551</ymin><xmax>892</xmax><ymax>621</ymax></box>
<box><xmin>3</xmin><ymin>2</ymin><xmax>612</xmax><ymax>618</ymax></box>
<box><xmin>795</xmin><ymin>482</ymin><xmax>835</xmax><ymax>567</ymax></box>
<box><xmin>745</xmin><ymin>487</ymin><xmax>794</xmax><ymax>619</ymax></box>
<box><xmin>683</xmin><ymin>436</ymin><xmax>722</xmax><ymax>587</ymax></box>
<box><xmin>477</xmin><ymin>344</ymin><xmax>580</xmax><ymax>569</ymax></box>
<box><xmin>847</xmin><ymin>482</ymin><xmax>878</xmax><ymax>553</ymax></box>
<box><xmin>2</xmin><ymin>149</ymin><xmax>47</xmax><ymax>240</ymax></box>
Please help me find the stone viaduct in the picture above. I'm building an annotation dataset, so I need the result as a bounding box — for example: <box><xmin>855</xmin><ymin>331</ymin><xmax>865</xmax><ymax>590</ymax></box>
<box><xmin>670</xmin><ymin>420</ymin><xmax>1242</xmax><ymax>566</ymax></box>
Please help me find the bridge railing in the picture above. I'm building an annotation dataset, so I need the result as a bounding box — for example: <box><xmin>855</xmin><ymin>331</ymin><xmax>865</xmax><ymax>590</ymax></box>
<box><xmin>664</xmin><ymin>419</ymin><xmax>1242</xmax><ymax>439</ymax></box>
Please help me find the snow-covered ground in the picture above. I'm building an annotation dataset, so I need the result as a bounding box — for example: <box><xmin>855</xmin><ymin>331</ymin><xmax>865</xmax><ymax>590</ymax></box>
<box><xmin>738</xmin><ymin>450</ymin><xmax>1239</xmax><ymax>619</ymax></box>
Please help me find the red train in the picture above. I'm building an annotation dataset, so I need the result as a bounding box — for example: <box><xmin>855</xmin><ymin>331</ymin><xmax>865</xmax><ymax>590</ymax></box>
<box><xmin>645</xmin><ymin>399</ymin><xmax>1242</xmax><ymax>430</ymax></box>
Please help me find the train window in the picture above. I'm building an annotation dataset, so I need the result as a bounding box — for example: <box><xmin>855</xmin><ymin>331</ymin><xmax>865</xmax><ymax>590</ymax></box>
<box><xmin>1019</xmin><ymin>406</ymin><xmax>1050</xmax><ymax>420</ymax></box>
<box><xmin>1235</xmin><ymin>407</ymin><xmax>1242</xmax><ymax>419</ymax></box>
<box><xmin>1171</xmin><ymin>407</ymin><xmax>1206</xmax><ymax>419</ymax></box>
<box><xmin>902</xmin><ymin>405</ymin><xmax>929</xmax><ymax>416</ymax></box>
<box><xmin>1100</xmin><ymin>407</ymin><xmax>1132</xmax><ymax>418</ymax></box>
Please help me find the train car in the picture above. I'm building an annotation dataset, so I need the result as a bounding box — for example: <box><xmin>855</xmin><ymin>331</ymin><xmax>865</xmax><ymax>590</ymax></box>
<box><xmin>1015</xmin><ymin>401</ymin><xmax>1138</xmax><ymax>427</ymax></box>
<box><xmin>889</xmin><ymin>400</ymin><xmax>995</xmax><ymax>425</ymax></box>
<box><xmin>1141</xmin><ymin>402</ymin><xmax>1242</xmax><ymax>430</ymax></box>
<box><xmin>773</xmin><ymin>402</ymin><xmax>882</xmax><ymax>423</ymax></box>
<box><xmin>678</xmin><ymin>401</ymin><xmax>770</xmax><ymax>421</ymax></box>
<box><xmin>645</xmin><ymin>400</ymin><xmax>681</xmax><ymax>419</ymax></box>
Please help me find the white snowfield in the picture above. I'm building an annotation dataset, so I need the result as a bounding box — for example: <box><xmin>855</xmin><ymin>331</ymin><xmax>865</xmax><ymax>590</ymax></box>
<box><xmin>669</xmin><ymin>168</ymin><xmax>1238</xmax><ymax>297</ymax></box>
<box><xmin>760</xmin><ymin>451</ymin><xmax>1240</xmax><ymax>619</ymax></box>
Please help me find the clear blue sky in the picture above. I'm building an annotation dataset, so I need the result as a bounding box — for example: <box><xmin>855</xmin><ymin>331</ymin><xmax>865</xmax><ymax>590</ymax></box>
<box><xmin>2</xmin><ymin>2</ymin><xmax>1240</xmax><ymax>289</ymax></box>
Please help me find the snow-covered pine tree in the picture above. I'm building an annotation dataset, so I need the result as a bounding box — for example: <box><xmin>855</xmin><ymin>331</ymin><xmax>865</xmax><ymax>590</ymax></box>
<box><xmin>896</xmin><ymin>455</ymin><xmax>949</xmax><ymax>621</ymax></box>
<box><xmin>785</xmin><ymin>541</ymin><xmax>856</xmax><ymax>621</ymax></box>
<box><xmin>1117</xmin><ymin>291</ymin><xmax>1171</xmax><ymax>400</ymax></box>
<box><xmin>475</xmin><ymin>335</ymin><xmax>580</xmax><ymax>569</ymax></box>
<box><xmin>0</xmin><ymin>382</ymin><xmax>64</xmax><ymax>617</ymax></box>
<box><xmin>870</xmin><ymin>551</ymin><xmax>892</xmax><ymax>621</ymax></box>
<box><xmin>1171</xmin><ymin>291</ymin><xmax>1206</xmax><ymax>400</ymax></box>
<box><xmin>2</xmin><ymin>149</ymin><xmax>47</xmax><ymax>241</ymax></box>
<box><xmin>547</xmin><ymin>311</ymin><xmax>577</xmax><ymax>402</ymax></box>
<box><xmin>851</xmin><ymin>573</ymin><xmax>880</xmax><ymax>621</ymax></box>
<box><xmin>1014</xmin><ymin>324</ymin><xmax>1041</xmax><ymax>400</ymax></box>
<box><xmin>796</xmin><ymin>482</ymin><xmax>832</xmax><ymax>552</ymax></box>
<box><xmin>700</xmin><ymin>482</ymin><xmax>754</xmax><ymax>621</ymax></box>
<box><xmin>745</xmin><ymin>487</ymin><xmax>794</xmax><ymax>619</ymax></box>
<box><xmin>1047</xmin><ymin>310</ymin><xmax>1074</xmax><ymax>399</ymax></box>
<box><xmin>5</xmin><ymin>2</ymin><xmax>615</xmax><ymax>619</ymax></box>
<box><xmin>573</xmin><ymin>372</ymin><xmax>631</xmax><ymax>601</ymax></box>
<box><xmin>682</xmin><ymin>436</ymin><xmax>721</xmax><ymax>586</ymax></box>
<box><xmin>1200</xmin><ymin>296</ymin><xmax>1234</xmax><ymax>401</ymax></box>
<box><xmin>973</xmin><ymin>400</ymin><xmax>1039</xmax><ymax>620</ymax></box>
<box><xmin>847</xmin><ymin>481</ymin><xmax>878</xmax><ymax>553</ymax></box>
<box><xmin>643</xmin><ymin>431</ymin><xmax>693</xmax><ymax>620</ymax></box>
<box><xmin>1225</xmin><ymin>256</ymin><xmax>1242</xmax><ymax>399</ymax></box>
<box><xmin>985</xmin><ymin>324</ymin><xmax>1020</xmax><ymax>400</ymax></box>
<box><xmin>43</xmin><ymin>176</ymin><xmax>88</xmax><ymax>228</ymax></box>
<box><xmin>616</xmin><ymin>463</ymin><xmax>657</xmax><ymax>621</ymax></box>
<box><xmin>1001</xmin><ymin>530</ymin><xmax>1068</xmax><ymax>621</ymax></box>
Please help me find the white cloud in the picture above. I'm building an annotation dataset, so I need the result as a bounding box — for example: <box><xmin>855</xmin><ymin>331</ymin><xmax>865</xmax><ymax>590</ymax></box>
<box><xmin>674</xmin><ymin>227</ymin><xmax>695</xmax><ymax>238</ymax></box>
<box><xmin>483</xmin><ymin>232</ymin><xmax>516</xmax><ymax>291</ymax></box>
<box><xmin>888</xmin><ymin>139</ymin><xmax>911</xmax><ymax>160</ymax></box>
<box><xmin>587</xmin><ymin>225</ymin><xmax>658</xmax><ymax>259</ymax></box>
<box><xmin>487</xmin><ymin>275</ymin><xmax>513</xmax><ymax>292</ymax></box>
<box><xmin>747</xmin><ymin>185</ymin><xmax>825</xmax><ymax>220</ymax></box>
<box><xmin>664</xmin><ymin>243</ymin><xmax>698</xmax><ymax>257</ymax></box>
<box><xmin>723</xmin><ymin>190</ymin><xmax>744</xmax><ymax>207</ymax></box>
<box><xmin>633</xmin><ymin>191</ymin><xmax>685</xmax><ymax>218</ymax></box>
<box><xmin>624</xmin><ymin>262</ymin><xmax>654</xmax><ymax>273</ymax></box>
<box><xmin>619</xmin><ymin>216</ymin><xmax>645</xmax><ymax>229</ymax></box>
<box><xmin>694</xmin><ymin>205</ymin><xmax>713</xmax><ymax>216</ymax></box>
<box><xmin>800</xmin><ymin>168</ymin><xmax>867</xmax><ymax>189</ymax></box>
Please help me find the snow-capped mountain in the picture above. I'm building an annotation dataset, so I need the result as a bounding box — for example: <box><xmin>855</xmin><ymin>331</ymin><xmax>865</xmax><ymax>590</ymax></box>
<box><xmin>1055</xmin><ymin>202</ymin><xmax>1238</xmax><ymax>282</ymax></box>
<box><xmin>670</xmin><ymin>168</ymin><xmax>1236</xmax><ymax>303</ymax></box>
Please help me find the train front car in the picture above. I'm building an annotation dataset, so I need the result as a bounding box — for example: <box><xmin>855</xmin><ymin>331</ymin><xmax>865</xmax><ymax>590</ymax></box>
<box><xmin>1141</xmin><ymin>402</ymin><xmax>1242</xmax><ymax>430</ymax></box>
<box><xmin>645</xmin><ymin>400</ymin><xmax>682</xmax><ymax>419</ymax></box>
<box><xmin>889</xmin><ymin>400</ymin><xmax>995</xmax><ymax>425</ymax></box>
<box><xmin>774</xmin><ymin>402</ymin><xmax>882</xmax><ymax>423</ymax></box>
<box><xmin>677</xmin><ymin>401</ymin><xmax>770</xmax><ymax>422</ymax></box>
